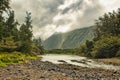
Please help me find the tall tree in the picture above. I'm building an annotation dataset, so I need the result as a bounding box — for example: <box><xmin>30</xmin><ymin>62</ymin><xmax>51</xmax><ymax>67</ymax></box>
<box><xmin>94</xmin><ymin>8</ymin><xmax>120</xmax><ymax>41</ymax></box>
<box><xmin>33</xmin><ymin>37</ymin><xmax>44</xmax><ymax>54</ymax></box>
<box><xmin>0</xmin><ymin>0</ymin><xmax>10</xmax><ymax>14</ymax></box>
<box><xmin>0</xmin><ymin>0</ymin><xmax>10</xmax><ymax>41</ymax></box>
<box><xmin>5</xmin><ymin>10</ymin><xmax>19</xmax><ymax>41</ymax></box>
<box><xmin>19</xmin><ymin>12</ymin><xmax>33</xmax><ymax>53</ymax></box>
<box><xmin>91</xmin><ymin>8</ymin><xmax>120</xmax><ymax>58</ymax></box>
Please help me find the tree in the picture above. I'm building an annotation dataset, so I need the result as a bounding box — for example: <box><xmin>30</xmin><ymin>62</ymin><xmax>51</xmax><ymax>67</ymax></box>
<box><xmin>91</xmin><ymin>36</ymin><xmax>120</xmax><ymax>58</ymax></box>
<box><xmin>78</xmin><ymin>8</ymin><xmax>120</xmax><ymax>58</ymax></box>
<box><xmin>85</xmin><ymin>40</ymin><xmax>93</xmax><ymax>56</ymax></box>
<box><xmin>0</xmin><ymin>0</ymin><xmax>10</xmax><ymax>41</ymax></box>
<box><xmin>0</xmin><ymin>0</ymin><xmax>10</xmax><ymax>14</ymax></box>
<box><xmin>94</xmin><ymin>8</ymin><xmax>120</xmax><ymax>41</ymax></box>
<box><xmin>33</xmin><ymin>37</ymin><xmax>44</xmax><ymax>54</ymax></box>
<box><xmin>0</xmin><ymin>10</ymin><xmax>20</xmax><ymax>52</ymax></box>
<box><xmin>20</xmin><ymin>12</ymin><xmax>32</xmax><ymax>41</ymax></box>
<box><xmin>19</xmin><ymin>12</ymin><xmax>33</xmax><ymax>53</ymax></box>
<box><xmin>0</xmin><ymin>19</ymin><xmax>4</xmax><ymax>41</ymax></box>
<box><xmin>5</xmin><ymin>10</ymin><xmax>19</xmax><ymax>39</ymax></box>
<box><xmin>90</xmin><ymin>9</ymin><xmax>120</xmax><ymax>58</ymax></box>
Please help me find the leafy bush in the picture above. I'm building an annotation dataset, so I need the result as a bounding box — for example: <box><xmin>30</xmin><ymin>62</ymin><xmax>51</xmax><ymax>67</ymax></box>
<box><xmin>77</xmin><ymin>40</ymin><xmax>93</xmax><ymax>57</ymax></box>
<box><xmin>91</xmin><ymin>36</ymin><xmax>120</xmax><ymax>58</ymax></box>
<box><xmin>0</xmin><ymin>37</ymin><xmax>18</xmax><ymax>52</ymax></box>
<box><xmin>77</xmin><ymin>44</ymin><xmax>87</xmax><ymax>56</ymax></box>
<box><xmin>116</xmin><ymin>50</ymin><xmax>120</xmax><ymax>57</ymax></box>
<box><xmin>0</xmin><ymin>52</ymin><xmax>37</xmax><ymax>67</ymax></box>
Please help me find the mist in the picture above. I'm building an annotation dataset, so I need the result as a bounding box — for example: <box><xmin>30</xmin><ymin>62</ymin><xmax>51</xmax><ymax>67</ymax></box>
<box><xmin>11</xmin><ymin>0</ymin><xmax>120</xmax><ymax>40</ymax></box>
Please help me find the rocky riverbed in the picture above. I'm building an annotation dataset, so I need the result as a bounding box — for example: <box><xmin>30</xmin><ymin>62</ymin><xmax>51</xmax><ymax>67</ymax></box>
<box><xmin>0</xmin><ymin>58</ymin><xmax>120</xmax><ymax>80</ymax></box>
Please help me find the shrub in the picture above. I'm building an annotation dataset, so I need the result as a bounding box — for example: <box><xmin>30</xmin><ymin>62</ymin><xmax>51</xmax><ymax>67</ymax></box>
<box><xmin>91</xmin><ymin>36</ymin><xmax>120</xmax><ymax>58</ymax></box>
<box><xmin>116</xmin><ymin>50</ymin><xmax>120</xmax><ymax>57</ymax></box>
<box><xmin>0</xmin><ymin>37</ymin><xmax>17</xmax><ymax>52</ymax></box>
<box><xmin>0</xmin><ymin>52</ymin><xmax>37</xmax><ymax>66</ymax></box>
<box><xmin>77</xmin><ymin>44</ymin><xmax>88</xmax><ymax>56</ymax></box>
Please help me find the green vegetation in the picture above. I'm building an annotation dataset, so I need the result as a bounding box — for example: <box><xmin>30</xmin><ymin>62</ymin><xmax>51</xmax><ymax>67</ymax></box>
<box><xmin>0</xmin><ymin>52</ymin><xmax>37</xmax><ymax>67</ymax></box>
<box><xmin>33</xmin><ymin>37</ymin><xmax>44</xmax><ymax>55</ymax></box>
<box><xmin>0</xmin><ymin>0</ymin><xmax>43</xmax><ymax>66</ymax></box>
<box><xmin>91</xmin><ymin>36</ymin><xmax>120</xmax><ymax>58</ymax></box>
<box><xmin>45</xmin><ymin>49</ymin><xmax>76</xmax><ymax>55</ymax></box>
<box><xmin>78</xmin><ymin>9</ymin><xmax>120</xmax><ymax>58</ymax></box>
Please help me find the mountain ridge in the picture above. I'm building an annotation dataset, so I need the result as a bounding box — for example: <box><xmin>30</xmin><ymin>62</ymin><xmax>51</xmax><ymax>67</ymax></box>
<box><xmin>43</xmin><ymin>26</ymin><xmax>95</xmax><ymax>49</ymax></box>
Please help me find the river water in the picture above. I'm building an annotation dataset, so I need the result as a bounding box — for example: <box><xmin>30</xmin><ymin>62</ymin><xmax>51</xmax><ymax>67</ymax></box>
<box><xmin>40</xmin><ymin>54</ymin><xmax>120</xmax><ymax>70</ymax></box>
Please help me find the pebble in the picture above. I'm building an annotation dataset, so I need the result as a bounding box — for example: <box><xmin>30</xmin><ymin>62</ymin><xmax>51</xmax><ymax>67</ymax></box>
<box><xmin>0</xmin><ymin>59</ymin><xmax>120</xmax><ymax>80</ymax></box>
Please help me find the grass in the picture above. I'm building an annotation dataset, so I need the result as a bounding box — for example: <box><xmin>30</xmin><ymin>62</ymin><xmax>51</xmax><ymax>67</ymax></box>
<box><xmin>0</xmin><ymin>52</ymin><xmax>38</xmax><ymax>67</ymax></box>
<box><xmin>94</xmin><ymin>58</ymin><xmax>120</xmax><ymax>65</ymax></box>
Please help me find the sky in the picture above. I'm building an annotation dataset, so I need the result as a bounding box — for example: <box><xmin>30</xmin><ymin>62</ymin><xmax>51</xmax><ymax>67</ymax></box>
<box><xmin>10</xmin><ymin>0</ymin><xmax>120</xmax><ymax>40</ymax></box>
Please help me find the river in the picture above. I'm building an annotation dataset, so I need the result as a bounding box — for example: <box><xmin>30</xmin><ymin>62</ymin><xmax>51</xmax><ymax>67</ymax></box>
<box><xmin>40</xmin><ymin>54</ymin><xmax>120</xmax><ymax>70</ymax></box>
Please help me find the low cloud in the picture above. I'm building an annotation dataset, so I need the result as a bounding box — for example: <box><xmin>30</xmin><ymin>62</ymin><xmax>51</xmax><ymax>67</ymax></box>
<box><xmin>11</xmin><ymin>0</ymin><xmax>120</xmax><ymax>40</ymax></box>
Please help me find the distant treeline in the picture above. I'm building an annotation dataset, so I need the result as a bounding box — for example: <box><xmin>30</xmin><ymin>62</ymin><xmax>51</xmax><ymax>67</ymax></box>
<box><xmin>45</xmin><ymin>49</ymin><xmax>76</xmax><ymax>54</ymax></box>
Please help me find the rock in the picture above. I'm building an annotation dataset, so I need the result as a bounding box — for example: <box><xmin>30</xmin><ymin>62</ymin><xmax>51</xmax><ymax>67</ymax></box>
<box><xmin>0</xmin><ymin>58</ymin><xmax>120</xmax><ymax>80</ymax></box>
<box><xmin>58</xmin><ymin>60</ymin><xmax>67</xmax><ymax>63</ymax></box>
<box><xmin>6</xmin><ymin>68</ymin><xmax>10</xmax><ymax>71</ymax></box>
<box><xmin>40</xmin><ymin>76</ymin><xmax>45</xmax><ymax>79</ymax></box>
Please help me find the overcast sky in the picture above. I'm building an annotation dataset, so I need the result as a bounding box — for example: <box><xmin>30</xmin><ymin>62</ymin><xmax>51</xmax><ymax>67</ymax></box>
<box><xmin>10</xmin><ymin>0</ymin><xmax>120</xmax><ymax>40</ymax></box>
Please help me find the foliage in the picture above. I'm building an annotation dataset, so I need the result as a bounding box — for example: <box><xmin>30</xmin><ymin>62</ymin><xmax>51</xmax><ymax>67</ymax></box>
<box><xmin>116</xmin><ymin>50</ymin><xmax>120</xmax><ymax>57</ymax></box>
<box><xmin>5</xmin><ymin>10</ymin><xmax>19</xmax><ymax>40</ymax></box>
<box><xmin>0</xmin><ymin>0</ymin><xmax>10</xmax><ymax>13</ymax></box>
<box><xmin>0</xmin><ymin>52</ymin><xmax>37</xmax><ymax>67</ymax></box>
<box><xmin>45</xmin><ymin>49</ymin><xmax>76</xmax><ymax>55</ymax></box>
<box><xmin>77</xmin><ymin>44</ymin><xmax>87</xmax><ymax>56</ymax></box>
<box><xmin>77</xmin><ymin>40</ymin><xmax>94</xmax><ymax>57</ymax></box>
<box><xmin>94</xmin><ymin>9</ymin><xmax>120</xmax><ymax>41</ymax></box>
<box><xmin>91</xmin><ymin>36</ymin><xmax>120</xmax><ymax>58</ymax></box>
<box><xmin>0</xmin><ymin>37</ymin><xmax>18</xmax><ymax>52</ymax></box>
<box><xmin>33</xmin><ymin>37</ymin><xmax>44</xmax><ymax>54</ymax></box>
<box><xmin>0</xmin><ymin>0</ymin><xmax>43</xmax><ymax>66</ymax></box>
<box><xmin>85</xmin><ymin>40</ymin><xmax>93</xmax><ymax>56</ymax></box>
<box><xmin>92</xmin><ymin>9</ymin><xmax>120</xmax><ymax>58</ymax></box>
<box><xmin>19</xmin><ymin>12</ymin><xmax>33</xmax><ymax>53</ymax></box>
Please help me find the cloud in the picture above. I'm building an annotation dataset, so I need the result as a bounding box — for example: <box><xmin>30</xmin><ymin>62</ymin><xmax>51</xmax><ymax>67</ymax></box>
<box><xmin>10</xmin><ymin>0</ymin><xmax>120</xmax><ymax>40</ymax></box>
<box><xmin>11</xmin><ymin>0</ymin><xmax>64</xmax><ymax>26</ymax></box>
<box><xmin>33</xmin><ymin>24</ymin><xmax>57</xmax><ymax>40</ymax></box>
<box><xmin>99</xmin><ymin>0</ymin><xmax>120</xmax><ymax>12</ymax></box>
<box><xmin>53</xmin><ymin>0</ymin><xmax>104</xmax><ymax>31</ymax></box>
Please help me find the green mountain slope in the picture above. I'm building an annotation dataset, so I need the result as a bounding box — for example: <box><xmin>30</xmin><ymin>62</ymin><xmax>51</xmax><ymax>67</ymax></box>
<box><xmin>43</xmin><ymin>26</ymin><xmax>95</xmax><ymax>49</ymax></box>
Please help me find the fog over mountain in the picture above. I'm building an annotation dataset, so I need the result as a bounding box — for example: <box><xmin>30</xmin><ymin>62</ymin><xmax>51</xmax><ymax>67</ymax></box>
<box><xmin>11</xmin><ymin>0</ymin><xmax>120</xmax><ymax>40</ymax></box>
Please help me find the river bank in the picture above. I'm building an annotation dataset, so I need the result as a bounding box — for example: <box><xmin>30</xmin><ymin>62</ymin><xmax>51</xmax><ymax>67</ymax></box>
<box><xmin>0</xmin><ymin>57</ymin><xmax>120</xmax><ymax>80</ymax></box>
<box><xmin>94</xmin><ymin>58</ymin><xmax>120</xmax><ymax>66</ymax></box>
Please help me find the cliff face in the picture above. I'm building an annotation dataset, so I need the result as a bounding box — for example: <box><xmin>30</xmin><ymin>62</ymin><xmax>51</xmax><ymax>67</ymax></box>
<box><xmin>43</xmin><ymin>26</ymin><xmax>95</xmax><ymax>49</ymax></box>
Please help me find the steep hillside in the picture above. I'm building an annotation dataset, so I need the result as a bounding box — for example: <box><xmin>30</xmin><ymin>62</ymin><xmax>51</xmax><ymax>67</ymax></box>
<box><xmin>43</xmin><ymin>26</ymin><xmax>95</xmax><ymax>49</ymax></box>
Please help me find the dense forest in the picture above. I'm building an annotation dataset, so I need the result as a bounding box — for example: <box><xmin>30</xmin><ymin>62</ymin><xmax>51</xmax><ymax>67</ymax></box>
<box><xmin>0</xmin><ymin>0</ymin><xmax>43</xmax><ymax>66</ymax></box>
<box><xmin>78</xmin><ymin>9</ymin><xmax>120</xmax><ymax>58</ymax></box>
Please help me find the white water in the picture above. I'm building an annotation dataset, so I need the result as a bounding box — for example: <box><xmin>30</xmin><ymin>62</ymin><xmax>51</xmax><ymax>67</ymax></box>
<box><xmin>40</xmin><ymin>54</ymin><xmax>120</xmax><ymax>70</ymax></box>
